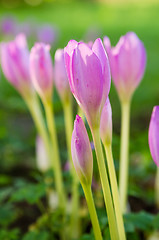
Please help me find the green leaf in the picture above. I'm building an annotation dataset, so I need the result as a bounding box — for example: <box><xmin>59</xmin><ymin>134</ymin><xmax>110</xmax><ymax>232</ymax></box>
<box><xmin>22</xmin><ymin>231</ymin><xmax>49</xmax><ymax>240</ymax></box>
<box><xmin>0</xmin><ymin>187</ymin><xmax>13</xmax><ymax>202</ymax></box>
<box><xmin>124</xmin><ymin>220</ymin><xmax>135</xmax><ymax>233</ymax></box>
<box><xmin>0</xmin><ymin>174</ymin><xmax>12</xmax><ymax>185</ymax></box>
<box><xmin>10</xmin><ymin>182</ymin><xmax>46</xmax><ymax>204</ymax></box>
<box><xmin>0</xmin><ymin>203</ymin><xmax>17</xmax><ymax>226</ymax></box>
<box><xmin>124</xmin><ymin>211</ymin><xmax>154</xmax><ymax>232</ymax></box>
<box><xmin>79</xmin><ymin>234</ymin><xmax>94</xmax><ymax>240</ymax></box>
<box><xmin>103</xmin><ymin>226</ymin><xmax>111</xmax><ymax>240</ymax></box>
<box><xmin>0</xmin><ymin>228</ymin><xmax>19</xmax><ymax>240</ymax></box>
<box><xmin>152</xmin><ymin>213</ymin><xmax>159</xmax><ymax>230</ymax></box>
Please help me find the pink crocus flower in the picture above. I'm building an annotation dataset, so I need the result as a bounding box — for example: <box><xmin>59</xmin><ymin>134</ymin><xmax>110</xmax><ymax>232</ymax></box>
<box><xmin>148</xmin><ymin>106</ymin><xmax>159</xmax><ymax>167</ymax></box>
<box><xmin>64</xmin><ymin>38</ymin><xmax>111</xmax><ymax>129</ymax></box>
<box><xmin>30</xmin><ymin>43</ymin><xmax>53</xmax><ymax>102</ymax></box>
<box><xmin>0</xmin><ymin>34</ymin><xmax>32</xmax><ymax>97</ymax></box>
<box><xmin>71</xmin><ymin>115</ymin><xmax>93</xmax><ymax>185</ymax></box>
<box><xmin>104</xmin><ymin>32</ymin><xmax>146</xmax><ymax>102</ymax></box>
<box><xmin>100</xmin><ymin>98</ymin><xmax>112</xmax><ymax>145</ymax></box>
<box><xmin>54</xmin><ymin>49</ymin><xmax>71</xmax><ymax>102</ymax></box>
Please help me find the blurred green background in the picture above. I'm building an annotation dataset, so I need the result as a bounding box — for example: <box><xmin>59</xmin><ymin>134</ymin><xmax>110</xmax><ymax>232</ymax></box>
<box><xmin>0</xmin><ymin>0</ymin><xmax>159</xmax><ymax>183</ymax></box>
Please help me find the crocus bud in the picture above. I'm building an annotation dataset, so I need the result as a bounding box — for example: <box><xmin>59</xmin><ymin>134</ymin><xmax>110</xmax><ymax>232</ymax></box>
<box><xmin>105</xmin><ymin>32</ymin><xmax>146</xmax><ymax>102</ymax></box>
<box><xmin>30</xmin><ymin>43</ymin><xmax>53</xmax><ymax>102</ymax></box>
<box><xmin>148</xmin><ymin>106</ymin><xmax>159</xmax><ymax>167</ymax></box>
<box><xmin>71</xmin><ymin>115</ymin><xmax>93</xmax><ymax>185</ymax></box>
<box><xmin>0</xmin><ymin>34</ymin><xmax>32</xmax><ymax>97</ymax></box>
<box><xmin>36</xmin><ymin>136</ymin><xmax>50</xmax><ymax>172</ymax></box>
<box><xmin>54</xmin><ymin>49</ymin><xmax>70</xmax><ymax>102</ymax></box>
<box><xmin>64</xmin><ymin>38</ymin><xmax>111</xmax><ymax>129</ymax></box>
<box><xmin>100</xmin><ymin>98</ymin><xmax>112</xmax><ymax>145</ymax></box>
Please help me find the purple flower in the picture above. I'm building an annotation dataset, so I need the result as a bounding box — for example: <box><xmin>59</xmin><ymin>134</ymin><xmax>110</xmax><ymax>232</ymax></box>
<box><xmin>30</xmin><ymin>43</ymin><xmax>53</xmax><ymax>102</ymax></box>
<box><xmin>100</xmin><ymin>98</ymin><xmax>112</xmax><ymax>145</ymax></box>
<box><xmin>54</xmin><ymin>49</ymin><xmax>70</xmax><ymax>102</ymax></box>
<box><xmin>0</xmin><ymin>34</ymin><xmax>32</xmax><ymax>97</ymax></box>
<box><xmin>148</xmin><ymin>106</ymin><xmax>159</xmax><ymax>167</ymax></box>
<box><xmin>104</xmin><ymin>32</ymin><xmax>146</xmax><ymax>102</ymax></box>
<box><xmin>1</xmin><ymin>16</ymin><xmax>17</xmax><ymax>36</ymax></box>
<box><xmin>64</xmin><ymin>38</ymin><xmax>111</xmax><ymax>129</ymax></box>
<box><xmin>71</xmin><ymin>115</ymin><xmax>93</xmax><ymax>185</ymax></box>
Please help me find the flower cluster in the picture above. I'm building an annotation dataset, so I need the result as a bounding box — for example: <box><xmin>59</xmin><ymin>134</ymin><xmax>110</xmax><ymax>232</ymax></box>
<box><xmin>2</xmin><ymin>30</ymin><xmax>158</xmax><ymax>240</ymax></box>
<box><xmin>0</xmin><ymin>16</ymin><xmax>59</xmax><ymax>45</ymax></box>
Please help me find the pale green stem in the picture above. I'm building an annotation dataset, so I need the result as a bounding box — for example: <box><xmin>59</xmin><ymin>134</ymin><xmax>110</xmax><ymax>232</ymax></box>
<box><xmin>155</xmin><ymin>167</ymin><xmax>159</xmax><ymax>208</ymax></box>
<box><xmin>44</xmin><ymin>100</ymin><xmax>66</xmax><ymax>211</ymax></box>
<box><xmin>63</xmin><ymin>100</ymin><xmax>74</xmax><ymax>171</ymax></box>
<box><xmin>92</xmin><ymin>127</ymin><xmax>119</xmax><ymax>240</ymax></box>
<box><xmin>24</xmin><ymin>94</ymin><xmax>51</xmax><ymax>164</ymax></box>
<box><xmin>82</xmin><ymin>183</ymin><xmax>103</xmax><ymax>240</ymax></box>
<box><xmin>105</xmin><ymin>144</ymin><xmax>126</xmax><ymax>240</ymax></box>
<box><xmin>24</xmin><ymin>94</ymin><xmax>65</xmax><ymax>238</ymax></box>
<box><xmin>119</xmin><ymin>101</ymin><xmax>131</xmax><ymax>213</ymax></box>
<box><xmin>63</xmin><ymin>100</ymin><xmax>79</xmax><ymax>239</ymax></box>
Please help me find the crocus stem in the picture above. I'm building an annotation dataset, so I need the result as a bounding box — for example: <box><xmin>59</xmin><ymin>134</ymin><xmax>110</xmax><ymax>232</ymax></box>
<box><xmin>63</xmin><ymin>99</ymin><xmax>75</xmax><ymax>172</ymax></box>
<box><xmin>105</xmin><ymin>143</ymin><xmax>126</xmax><ymax>240</ymax></box>
<box><xmin>82</xmin><ymin>183</ymin><xmax>103</xmax><ymax>240</ymax></box>
<box><xmin>24</xmin><ymin>94</ymin><xmax>51</xmax><ymax>164</ymax></box>
<box><xmin>63</xmin><ymin>100</ymin><xmax>79</xmax><ymax>238</ymax></box>
<box><xmin>25</xmin><ymin>94</ymin><xmax>66</xmax><ymax>211</ymax></box>
<box><xmin>92</xmin><ymin>127</ymin><xmax>119</xmax><ymax>240</ymax></box>
<box><xmin>44</xmin><ymin>100</ymin><xmax>66</xmax><ymax>211</ymax></box>
<box><xmin>119</xmin><ymin>100</ymin><xmax>131</xmax><ymax>213</ymax></box>
<box><xmin>155</xmin><ymin>167</ymin><xmax>159</xmax><ymax>208</ymax></box>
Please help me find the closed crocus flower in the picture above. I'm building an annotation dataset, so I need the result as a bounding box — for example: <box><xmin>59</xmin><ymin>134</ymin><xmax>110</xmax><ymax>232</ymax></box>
<box><xmin>54</xmin><ymin>49</ymin><xmax>70</xmax><ymax>102</ymax></box>
<box><xmin>106</xmin><ymin>32</ymin><xmax>146</xmax><ymax>102</ymax></box>
<box><xmin>148</xmin><ymin>106</ymin><xmax>159</xmax><ymax>167</ymax></box>
<box><xmin>0</xmin><ymin>34</ymin><xmax>32</xmax><ymax>97</ymax></box>
<box><xmin>36</xmin><ymin>136</ymin><xmax>50</xmax><ymax>172</ymax></box>
<box><xmin>64</xmin><ymin>38</ymin><xmax>111</xmax><ymax>129</ymax></box>
<box><xmin>71</xmin><ymin>115</ymin><xmax>93</xmax><ymax>185</ymax></box>
<box><xmin>100</xmin><ymin>98</ymin><xmax>112</xmax><ymax>145</ymax></box>
<box><xmin>30</xmin><ymin>43</ymin><xmax>53</xmax><ymax>102</ymax></box>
